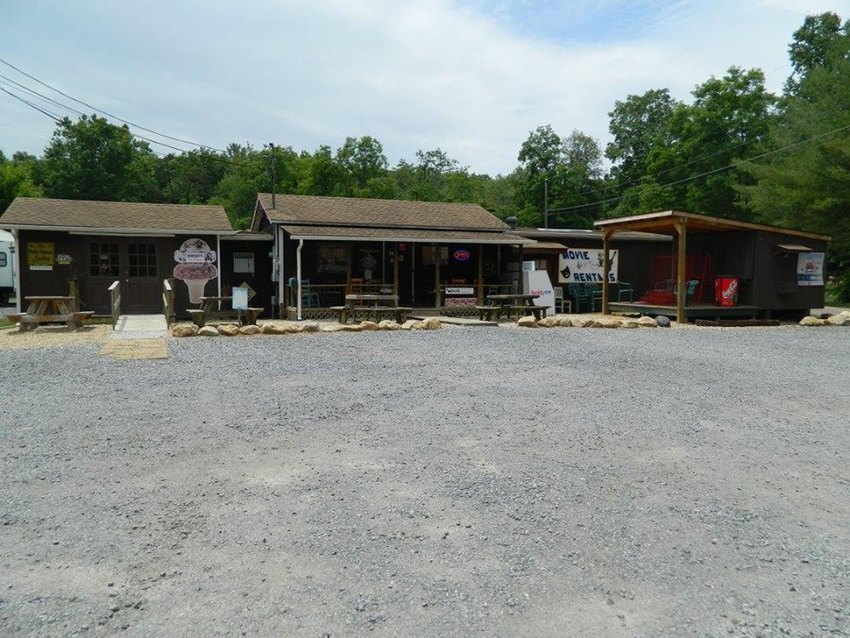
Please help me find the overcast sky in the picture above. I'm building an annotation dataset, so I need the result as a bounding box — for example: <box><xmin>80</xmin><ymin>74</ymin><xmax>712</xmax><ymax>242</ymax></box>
<box><xmin>2</xmin><ymin>0</ymin><xmax>850</xmax><ymax>175</ymax></box>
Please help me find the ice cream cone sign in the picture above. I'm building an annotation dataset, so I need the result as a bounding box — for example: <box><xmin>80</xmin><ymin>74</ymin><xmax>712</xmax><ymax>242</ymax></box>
<box><xmin>173</xmin><ymin>239</ymin><xmax>218</xmax><ymax>303</ymax></box>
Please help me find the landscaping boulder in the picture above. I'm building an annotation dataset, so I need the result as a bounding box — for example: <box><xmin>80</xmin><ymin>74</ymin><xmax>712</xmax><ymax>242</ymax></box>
<box><xmin>655</xmin><ymin>316</ymin><xmax>671</xmax><ymax>328</ymax></box>
<box><xmin>621</xmin><ymin>320</ymin><xmax>639</xmax><ymax>329</ymax></box>
<box><xmin>826</xmin><ymin>312</ymin><xmax>850</xmax><ymax>326</ymax></box>
<box><xmin>599</xmin><ymin>318</ymin><xmax>622</xmax><ymax>329</ymax></box>
<box><xmin>400</xmin><ymin>320</ymin><xmax>418</xmax><ymax>331</ymax></box>
<box><xmin>636</xmin><ymin>316</ymin><xmax>658</xmax><ymax>328</ymax></box>
<box><xmin>359</xmin><ymin>321</ymin><xmax>379</xmax><ymax>331</ymax></box>
<box><xmin>799</xmin><ymin>315</ymin><xmax>827</xmax><ymax>326</ymax></box>
<box><xmin>238</xmin><ymin>325</ymin><xmax>261</xmax><ymax>335</ymax></box>
<box><xmin>378</xmin><ymin>320</ymin><xmax>401</xmax><ymax>330</ymax></box>
<box><xmin>217</xmin><ymin>324</ymin><xmax>241</xmax><ymax>336</ymax></box>
<box><xmin>517</xmin><ymin>315</ymin><xmax>538</xmax><ymax>328</ymax></box>
<box><xmin>421</xmin><ymin>317</ymin><xmax>442</xmax><ymax>330</ymax></box>
<box><xmin>198</xmin><ymin>326</ymin><xmax>219</xmax><ymax>337</ymax></box>
<box><xmin>301</xmin><ymin>321</ymin><xmax>320</xmax><ymax>332</ymax></box>
<box><xmin>171</xmin><ymin>324</ymin><xmax>197</xmax><ymax>338</ymax></box>
<box><xmin>556</xmin><ymin>316</ymin><xmax>573</xmax><ymax>327</ymax></box>
<box><xmin>537</xmin><ymin>316</ymin><xmax>558</xmax><ymax>328</ymax></box>
<box><xmin>261</xmin><ymin>323</ymin><xmax>287</xmax><ymax>335</ymax></box>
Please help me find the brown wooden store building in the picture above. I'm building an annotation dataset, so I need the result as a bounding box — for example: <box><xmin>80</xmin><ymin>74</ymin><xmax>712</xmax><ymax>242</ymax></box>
<box><xmin>0</xmin><ymin>198</ymin><xmax>273</xmax><ymax>317</ymax></box>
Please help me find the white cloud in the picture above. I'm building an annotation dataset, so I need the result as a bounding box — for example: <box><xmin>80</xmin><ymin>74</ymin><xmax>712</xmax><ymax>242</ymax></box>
<box><xmin>2</xmin><ymin>0</ymin><xmax>850</xmax><ymax>175</ymax></box>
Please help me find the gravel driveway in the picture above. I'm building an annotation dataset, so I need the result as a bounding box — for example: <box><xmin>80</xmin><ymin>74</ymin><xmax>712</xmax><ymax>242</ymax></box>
<box><xmin>1</xmin><ymin>326</ymin><xmax>848</xmax><ymax>636</ymax></box>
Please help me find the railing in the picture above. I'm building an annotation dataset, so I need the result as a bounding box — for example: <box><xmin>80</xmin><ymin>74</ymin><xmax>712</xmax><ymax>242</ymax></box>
<box><xmin>108</xmin><ymin>280</ymin><xmax>121</xmax><ymax>329</ymax></box>
<box><xmin>162</xmin><ymin>278</ymin><xmax>176</xmax><ymax>326</ymax></box>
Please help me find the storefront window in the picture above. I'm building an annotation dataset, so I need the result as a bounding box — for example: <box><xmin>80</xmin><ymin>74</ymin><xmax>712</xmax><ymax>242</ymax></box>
<box><xmin>90</xmin><ymin>243</ymin><xmax>119</xmax><ymax>276</ymax></box>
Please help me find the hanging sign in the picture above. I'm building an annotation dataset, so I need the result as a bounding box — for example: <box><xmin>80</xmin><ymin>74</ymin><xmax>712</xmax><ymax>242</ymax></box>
<box><xmin>558</xmin><ymin>248</ymin><xmax>618</xmax><ymax>283</ymax></box>
<box><xmin>28</xmin><ymin>242</ymin><xmax>54</xmax><ymax>271</ymax></box>
<box><xmin>797</xmin><ymin>252</ymin><xmax>825</xmax><ymax>286</ymax></box>
<box><xmin>173</xmin><ymin>238</ymin><xmax>218</xmax><ymax>303</ymax></box>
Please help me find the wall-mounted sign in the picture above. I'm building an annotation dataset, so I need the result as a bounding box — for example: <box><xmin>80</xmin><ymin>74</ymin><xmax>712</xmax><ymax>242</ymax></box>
<box><xmin>56</xmin><ymin>254</ymin><xmax>72</xmax><ymax>265</ymax></box>
<box><xmin>453</xmin><ymin>248</ymin><xmax>470</xmax><ymax>262</ymax></box>
<box><xmin>444</xmin><ymin>297</ymin><xmax>476</xmax><ymax>307</ymax></box>
<box><xmin>233</xmin><ymin>252</ymin><xmax>254</xmax><ymax>274</ymax></box>
<box><xmin>558</xmin><ymin>248</ymin><xmax>618</xmax><ymax>283</ymax></box>
<box><xmin>445</xmin><ymin>286</ymin><xmax>474</xmax><ymax>296</ymax></box>
<box><xmin>28</xmin><ymin>242</ymin><xmax>54</xmax><ymax>271</ymax></box>
<box><xmin>797</xmin><ymin>252</ymin><xmax>825</xmax><ymax>286</ymax></box>
<box><xmin>173</xmin><ymin>238</ymin><xmax>218</xmax><ymax>303</ymax></box>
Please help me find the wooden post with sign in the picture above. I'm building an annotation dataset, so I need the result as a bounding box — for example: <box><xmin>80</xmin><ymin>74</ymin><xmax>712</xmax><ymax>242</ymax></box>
<box><xmin>601</xmin><ymin>231</ymin><xmax>612</xmax><ymax>316</ymax></box>
<box><xmin>477</xmin><ymin>247</ymin><xmax>484</xmax><ymax>304</ymax></box>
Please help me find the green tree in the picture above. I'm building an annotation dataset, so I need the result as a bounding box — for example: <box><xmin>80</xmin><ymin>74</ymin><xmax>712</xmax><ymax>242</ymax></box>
<box><xmin>335</xmin><ymin>136</ymin><xmax>388</xmax><ymax>195</ymax></box>
<box><xmin>0</xmin><ymin>157</ymin><xmax>42</xmax><ymax>213</ymax></box>
<box><xmin>157</xmin><ymin>148</ymin><xmax>228</xmax><ymax>204</ymax></box>
<box><xmin>740</xmin><ymin>15</ymin><xmax>850</xmax><ymax>299</ymax></box>
<box><xmin>40</xmin><ymin>115</ymin><xmax>159</xmax><ymax>201</ymax></box>
<box><xmin>785</xmin><ymin>12</ymin><xmax>850</xmax><ymax>95</ymax></box>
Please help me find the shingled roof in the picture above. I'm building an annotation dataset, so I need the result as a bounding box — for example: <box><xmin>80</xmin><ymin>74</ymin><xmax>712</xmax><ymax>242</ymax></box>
<box><xmin>256</xmin><ymin>193</ymin><xmax>509</xmax><ymax>231</ymax></box>
<box><xmin>1</xmin><ymin>197</ymin><xmax>233</xmax><ymax>233</ymax></box>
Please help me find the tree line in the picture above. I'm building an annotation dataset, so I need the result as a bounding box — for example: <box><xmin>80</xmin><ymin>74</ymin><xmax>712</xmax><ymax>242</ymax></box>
<box><xmin>1</xmin><ymin>12</ymin><xmax>848</xmax><ymax>299</ymax></box>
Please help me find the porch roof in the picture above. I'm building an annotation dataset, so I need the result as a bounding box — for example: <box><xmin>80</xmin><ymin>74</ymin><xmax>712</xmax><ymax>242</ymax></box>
<box><xmin>281</xmin><ymin>224</ymin><xmax>534</xmax><ymax>245</ymax></box>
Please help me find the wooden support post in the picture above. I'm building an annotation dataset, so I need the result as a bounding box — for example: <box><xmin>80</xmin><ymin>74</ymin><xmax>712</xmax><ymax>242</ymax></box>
<box><xmin>434</xmin><ymin>247</ymin><xmax>441</xmax><ymax>309</ymax></box>
<box><xmin>675</xmin><ymin>219</ymin><xmax>687</xmax><ymax>324</ymax></box>
<box><xmin>477</xmin><ymin>246</ymin><xmax>484</xmax><ymax>304</ymax></box>
<box><xmin>393</xmin><ymin>243</ymin><xmax>399</xmax><ymax>297</ymax></box>
<box><xmin>601</xmin><ymin>231</ymin><xmax>612</xmax><ymax>316</ymax></box>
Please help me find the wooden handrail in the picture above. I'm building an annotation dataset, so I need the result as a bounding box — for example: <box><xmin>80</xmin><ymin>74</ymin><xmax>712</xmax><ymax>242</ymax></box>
<box><xmin>108</xmin><ymin>280</ymin><xmax>121</xmax><ymax>330</ymax></box>
<box><xmin>162</xmin><ymin>278</ymin><xmax>175</xmax><ymax>326</ymax></box>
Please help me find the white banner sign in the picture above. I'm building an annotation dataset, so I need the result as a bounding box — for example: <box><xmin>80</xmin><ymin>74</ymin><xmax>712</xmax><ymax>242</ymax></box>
<box><xmin>797</xmin><ymin>252</ymin><xmax>825</xmax><ymax>286</ymax></box>
<box><xmin>445</xmin><ymin>287</ymin><xmax>474</xmax><ymax>296</ymax></box>
<box><xmin>558</xmin><ymin>248</ymin><xmax>618</xmax><ymax>284</ymax></box>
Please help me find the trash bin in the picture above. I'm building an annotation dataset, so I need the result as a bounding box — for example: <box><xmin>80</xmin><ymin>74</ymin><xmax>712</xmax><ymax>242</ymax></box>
<box><xmin>715</xmin><ymin>277</ymin><xmax>739</xmax><ymax>306</ymax></box>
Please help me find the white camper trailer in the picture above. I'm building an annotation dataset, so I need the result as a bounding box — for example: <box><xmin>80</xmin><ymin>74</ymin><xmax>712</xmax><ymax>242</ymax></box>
<box><xmin>0</xmin><ymin>229</ymin><xmax>16</xmax><ymax>305</ymax></box>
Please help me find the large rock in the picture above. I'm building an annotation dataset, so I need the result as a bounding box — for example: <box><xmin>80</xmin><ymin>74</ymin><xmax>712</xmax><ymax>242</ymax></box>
<box><xmin>378</xmin><ymin>320</ymin><xmax>401</xmax><ymax>330</ymax></box>
<box><xmin>261</xmin><ymin>323</ymin><xmax>288</xmax><ymax>335</ymax></box>
<box><xmin>826</xmin><ymin>312</ymin><xmax>850</xmax><ymax>326</ymax></box>
<box><xmin>198</xmin><ymin>326</ymin><xmax>219</xmax><ymax>337</ymax></box>
<box><xmin>799</xmin><ymin>315</ymin><xmax>827</xmax><ymax>326</ymax></box>
<box><xmin>599</xmin><ymin>318</ymin><xmax>622</xmax><ymax>329</ymax></box>
<box><xmin>400</xmin><ymin>320</ymin><xmax>418</xmax><ymax>331</ymax></box>
<box><xmin>238</xmin><ymin>325</ymin><xmax>261</xmax><ymax>335</ymax></box>
<box><xmin>339</xmin><ymin>323</ymin><xmax>364</xmax><ymax>332</ymax></box>
<box><xmin>556</xmin><ymin>316</ymin><xmax>573</xmax><ymax>327</ymax></box>
<box><xmin>171</xmin><ymin>324</ymin><xmax>197</xmax><ymax>337</ymax></box>
<box><xmin>537</xmin><ymin>316</ymin><xmax>558</xmax><ymax>328</ymax></box>
<box><xmin>570</xmin><ymin>318</ymin><xmax>586</xmax><ymax>328</ymax></box>
<box><xmin>621</xmin><ymin>320</ymin><xmax>639</xmax><ymax>329</ymax></box>
<box><xmin>301</xmin><ymin>321</ymin><xmax>320</xmax><ymax>332</ymax></box>
<box><xmin>359</xmin><ymin>321</ymin><xmax>379</xmax><ymax>331</ymax></box>
<box><xmin>320</xmin><ymin>324</ymin><xmax>343</xmax><ymax>332</ymax></box>
<box><xmin>655</xmin><ymin>316</ymin><xmax>671</xmax><ymax>328</ymax></box>
<box><xmin>517</xmin><ymin>315</ymin><xmax>538</xmax><ymax>328</ymax></box>
<box><xmin>636</xmin><ymin>316</ymin><xmax>658</xmax><ymax>328</ymax></box>
<box><xmin>421</xmin><ymin>317</ymin><xmax>442</xmax><ymax>330</ymax></box>
<box><xmin>217</xmin><ymin>324</ymin><xmax>241</xmax><ymax>336</ymax></box>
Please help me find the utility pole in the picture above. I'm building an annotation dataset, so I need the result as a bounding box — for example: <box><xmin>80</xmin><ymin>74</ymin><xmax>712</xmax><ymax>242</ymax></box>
<box><xmin>543</xmin><ymin>178</ymin><xmax>549</xmax><ymax>229</ymax></box>
<box><xmin>267</xmin><ymin>142</ymin><xmax>277</xmax><ymax>209</ymax></box>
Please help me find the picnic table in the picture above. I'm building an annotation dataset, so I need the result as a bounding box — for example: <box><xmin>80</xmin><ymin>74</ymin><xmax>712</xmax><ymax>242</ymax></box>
<box><xmin>476</xmin><ymin>293</ymin><xmax>546</xmax><ymax>321</ymax></box>
<box><xmin>331</xmin><ymin>294</ymin><xmax>412</xmax><ymax>324</ymax></box>
<box><xmin>10</xmin><ymin>296</ymin><xmax>93</xmax><ymax>331</ymax></box>
<box><xmin>190</xmin><ymin>296</ymin><xmax>264</xmax><ymax>328</ymax></box>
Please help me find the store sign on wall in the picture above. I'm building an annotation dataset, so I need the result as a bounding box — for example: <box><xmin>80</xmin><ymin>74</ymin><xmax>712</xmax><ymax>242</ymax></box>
<box><xmin>28</xmin><ymin>242</ymin><xmax>54</xmax><ymax>271</ymax></box>
<box><xmin>797</xmin><ymin>252</ymin><xmax>825</xmax><ymax>286</ymax></box>
<box><xmin>558</xmin><ymin>248</ymin><xmax>618</xmax><ymax>283</ymax></box>
<box><xmin>453</xmin><ymin>248</ymin><xmax>471</xmax><ymax>262</ymax></box>
<box><xmin>56</xmin><ymin>254</ymin><xmax>72</xmax><ymax>265</ymax></box>
<box><xmin>233</xmin><ymin>252</ymin><xmax>255</xmax><ymax>274</ymax></box>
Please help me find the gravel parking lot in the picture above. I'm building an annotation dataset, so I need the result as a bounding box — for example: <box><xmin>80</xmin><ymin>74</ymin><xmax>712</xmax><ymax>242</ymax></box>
<box><xmin>1</xmin><ymin>325</ymin><xmax>848</xmax><ymax>636</ymax></box>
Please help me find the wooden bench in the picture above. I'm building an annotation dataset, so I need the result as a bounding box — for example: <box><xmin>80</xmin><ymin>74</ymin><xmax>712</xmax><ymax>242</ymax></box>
<box><xmin>331</xmin><ymin>304</ymin><xmax>413</xmax><ymax>324</ymax></box>
<box><xmin>237</xmin><ymin>307</ymin><xmax>264</xmax><ymax>326</ymax></box>
<box><xmin>476</xmin><ymin>305</ymin><xmax>547</xmax><ymax>321</ymax></box>
<box><xmin>7</xmin><ymin>313</ymin><xmax>24</xmax><ymax>324</ymax></box>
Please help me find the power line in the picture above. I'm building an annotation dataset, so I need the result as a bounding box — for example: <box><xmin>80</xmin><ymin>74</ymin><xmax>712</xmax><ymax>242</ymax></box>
<box><xmin>0</xmin><ymin>56</ymin><xmax>229</xmax><ymax>154</ymax></box>
<box><xmin>0</xmin><ymin>85</ymin><xmax>63</xmax><ymax>123</ymax></box>
<box><xmin>549</xmin><ymin>121</ymin><xmax>850</xmax><ymax>214</ymax></box>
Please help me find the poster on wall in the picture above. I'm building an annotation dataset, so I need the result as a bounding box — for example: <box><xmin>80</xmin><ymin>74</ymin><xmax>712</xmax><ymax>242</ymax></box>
<box><xmin>797</xmin><ymin>252</ymin><xmax>825</xmax><ymax>286</ymax></box>
<box><xmin>173</xmin><ymin>238</ymin><xmax>218</xmax><ymax>303</ymax></box>
<box><xmin>317</xmin><ymin>244</ymin><xmax>348</xmax><ymax>274</ymax></box>
<box><xmin>233</xmin><ymin>252</ymin><xmax>254</xmax><ymax>274</ymax></box>
<box><xmin>28</xmin><ymin>242</ymin><xmax>54</xmax><ymax>271</ymax></box>
<box><xmin>558</xmin><ymin>248</ymin><xmax>618</xmax><ymax>283</ymax></box>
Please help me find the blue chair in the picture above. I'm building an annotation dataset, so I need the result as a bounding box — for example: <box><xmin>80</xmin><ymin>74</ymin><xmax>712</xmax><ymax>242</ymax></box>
<box><xmin>288</xmin><ymin>277</ymin><xmax>321</xmax><ymax>307</ymax></box>
<box><xmin>617</xmin><ymin>281</ymin><xmax>634</xmax><ymax>302</ymax></box>
<box><xmin>674</xmin><ymin>279</ymin><xmax>699</xmax><ymax>305</ymax></box>
<box><xmin>568</xmin><ymin>283</ymin><xmax>592</xmax><ymax>312</ymax></box>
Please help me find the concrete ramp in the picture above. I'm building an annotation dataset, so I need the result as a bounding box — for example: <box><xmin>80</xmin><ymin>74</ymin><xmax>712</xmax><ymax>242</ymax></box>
<box><xmin>113</xmin><ymin>314</ymin><xmax>168</xmax><ymax>339</ymax></box>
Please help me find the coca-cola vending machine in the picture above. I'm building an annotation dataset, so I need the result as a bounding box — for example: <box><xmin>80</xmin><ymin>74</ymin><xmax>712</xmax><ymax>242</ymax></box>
<box><xmin>715</xmin><ymin>277</ymin><xmax>739</xmax><ymax>306</ymax></box>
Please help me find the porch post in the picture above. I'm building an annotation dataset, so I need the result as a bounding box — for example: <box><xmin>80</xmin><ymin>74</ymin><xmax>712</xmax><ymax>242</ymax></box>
<box><xmin>216</xmin><ymin>234</ymin><xmax>222</xmax><ymax>297</ymax></box>
<box><xmin>276</xmin><ymin>225</ymin><xmax>285</xmax><ymax>318</ymax></box>
<box><xmin>477</xmin><ymin>245</ymin><xmax>484</xmax><ymax>304</ymax></box>
<box><xmin>675</xmin><ymin>218</ymin><xmax>687</xmax><ymax>324</ymax></box>
<box><xmin>602</xmin><ymin>230</ymin><xmax>612</xmax><ymax>316</ymax></box>
<box><xmin>434</xmin><ymin>246</ymin><xmax>440</xmax><ymax>309</ymax></box>
<box><xmin>296</xmin><ymin>239</ymin><xmax>303</xmax><ymax>321</ymax></box>
<box><xmin>393</xmin><ymin>243</ymin><xmax>399</xmax><ymax>296</ymax></box>
<box><xmin>12</xmin><ymin>229</ymin><xmax>21</xmax><ymax>314</ymax></box>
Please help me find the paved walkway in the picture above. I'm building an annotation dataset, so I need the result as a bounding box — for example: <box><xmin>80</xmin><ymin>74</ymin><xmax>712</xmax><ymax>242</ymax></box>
<box><xmin>112</xmin><ymin>314</ymin><xmax>168</xmax><ymax>339</ymax></box>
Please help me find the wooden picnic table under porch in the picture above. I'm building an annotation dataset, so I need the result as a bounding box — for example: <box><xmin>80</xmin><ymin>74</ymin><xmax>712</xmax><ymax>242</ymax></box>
<box><xmin>9</xmin><ymin>296</ymin><xmax>94</xmax><ymax>331</ymax></box>
<box><xmin>331</xmin><ymin>294</ymin><xmax>413</xmax><ymax>324</ymax></box>
<box><xmin>476</xmin><ymin>293</ymin><xmax>546</xmax><ymax>321</ymax></box>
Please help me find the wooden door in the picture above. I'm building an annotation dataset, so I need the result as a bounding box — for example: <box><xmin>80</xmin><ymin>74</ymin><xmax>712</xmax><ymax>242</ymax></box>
<box><xmin>123</xmin><ymin>242</ymin><xmax>160</xmax><ymax>313</ymax></box>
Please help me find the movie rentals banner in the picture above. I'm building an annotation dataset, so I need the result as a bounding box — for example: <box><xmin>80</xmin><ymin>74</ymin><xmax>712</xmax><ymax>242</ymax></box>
<box><xmin>797</xmin><ymin>252</ymin><xmax>825</xmax><ymax>286</ymax></box>
<box><xmin>558</xmin><ymin>248</ymin><xmax>618</xmax><ymax>283</ymax></box>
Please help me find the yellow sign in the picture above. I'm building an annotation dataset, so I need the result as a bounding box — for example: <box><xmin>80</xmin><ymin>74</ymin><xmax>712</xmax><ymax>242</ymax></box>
<box><xmin>28</xmin><ymin>242</ymin><xmax>54</xmax><ymax>271</ymax></box>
